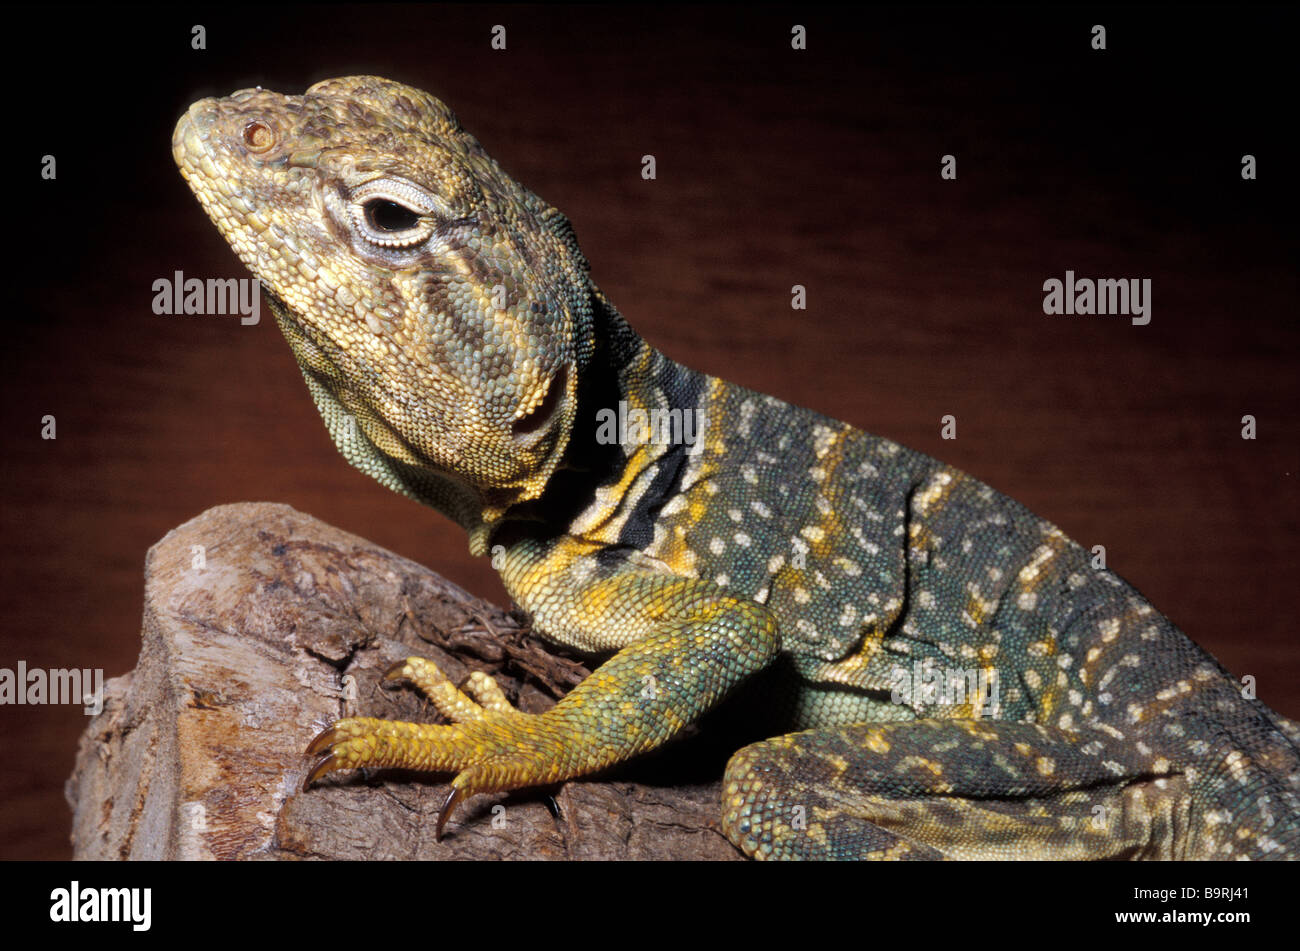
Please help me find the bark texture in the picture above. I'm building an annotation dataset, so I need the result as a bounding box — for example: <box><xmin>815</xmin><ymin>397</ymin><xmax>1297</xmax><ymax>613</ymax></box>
<box><xmin>66</xmin><ymin>503</ymin><xmax>738</xmax><ymax>860</ymax></box>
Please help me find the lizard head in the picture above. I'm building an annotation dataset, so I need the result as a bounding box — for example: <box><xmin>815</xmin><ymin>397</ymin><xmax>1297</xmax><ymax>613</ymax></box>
<box><xmin>173</xmin><ymin>76</ymin><xmax>596</xmax><ymax>542</ymax></box>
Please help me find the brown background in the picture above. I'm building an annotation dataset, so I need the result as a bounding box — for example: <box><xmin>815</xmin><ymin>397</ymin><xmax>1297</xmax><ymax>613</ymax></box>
<box><xmin>4</xmin><ymin>6</ymin><xmax>1296</xmax><ymax>859</ymax></box>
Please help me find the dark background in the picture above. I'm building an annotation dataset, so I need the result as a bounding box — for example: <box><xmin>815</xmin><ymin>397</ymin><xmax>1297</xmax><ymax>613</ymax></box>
<box><xmin>4</xmin><ymin>5</ymin><xmax>1296</xmax><ymax>860</ymax></box>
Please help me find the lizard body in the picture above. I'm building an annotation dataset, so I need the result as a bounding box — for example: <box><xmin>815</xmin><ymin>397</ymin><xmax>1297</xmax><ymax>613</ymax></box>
<box><xmin>173</xmin><ymin>76</ymin><xmax>1300</xmax><ymax>859</ymax></box>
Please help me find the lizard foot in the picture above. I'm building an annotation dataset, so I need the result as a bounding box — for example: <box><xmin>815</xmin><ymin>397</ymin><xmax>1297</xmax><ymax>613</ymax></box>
<box><xmin>303</xmin><ymin>659</ymin><xmax>568</xmax><ymax>839</ymax></box>
<box><xmin>722</xmin><ymin>718</ymin><xmax>1182</xmax><ymax>859</ymax></box>
<box><xmin>382</xmin><ymin>656</ymin><xmax>521</xmax><ymax>721</ymax></box>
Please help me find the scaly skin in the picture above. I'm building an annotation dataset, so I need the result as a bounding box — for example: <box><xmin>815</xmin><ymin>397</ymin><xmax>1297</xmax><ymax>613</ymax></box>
<box><xmin>174</xmin><ymin>77</ymin><xmax>1300</xmax><ymax>858</ymax></box>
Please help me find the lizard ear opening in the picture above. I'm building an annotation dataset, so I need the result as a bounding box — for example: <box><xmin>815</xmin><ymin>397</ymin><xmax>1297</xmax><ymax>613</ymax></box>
<box><xmin>536</xmin><ymin>204</ymin><xmax>590</xmax><ymax>274</ymax></box>
<box><xmin>512</xmin><ymin>365</ymin><xmax>567</xmax><ymax>440</ymax></box>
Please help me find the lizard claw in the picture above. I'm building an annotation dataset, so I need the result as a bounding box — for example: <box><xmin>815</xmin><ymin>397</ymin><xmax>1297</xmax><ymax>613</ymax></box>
<box><xmin>543</xmin><ymin>792</ymin><xmax>564</xmax><ymax>822</ymax></box>
<box><xmin>382</xmin><ymin>659</ymin><xmax>412</xmax><ymax>683</ymax></box>
<box><xmin>306</xmin><ymin>726</ymin><xmax>343</xmax><ymax>757</ymax></box>
<box><xmin>436</xmin><ymin>786</ymin><xmax>466</xmax><ymax>841</ymax></box>
<box><xmin>304</xmin><ymin>752</ymin><xmax>341</xmax><ymax>790</ymax></box>
<box><xmin>302</xmin><ymin>718</ymin><xmax>468</xmax><ymax>839</ymax></box>
<box><xmin>297</xmin><ymin>710</ymin><xmax>571</xmax><ymax>839</ymax></box>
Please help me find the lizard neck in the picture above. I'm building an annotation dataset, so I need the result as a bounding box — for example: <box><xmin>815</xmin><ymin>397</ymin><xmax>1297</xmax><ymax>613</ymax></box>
<box><xmin>485</xmin><ymin>288</ymin><xmax>709</xmax><ymax>555</ymax></box>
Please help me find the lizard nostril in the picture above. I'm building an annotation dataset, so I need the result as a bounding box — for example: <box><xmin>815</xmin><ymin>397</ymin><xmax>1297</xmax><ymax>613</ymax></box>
<box><xmin>243</xmin><ymin>120</ymin><xmax>276</xmax><ymax>153</ymax></box>
<box><xmin>512</xmin><ymin>366</ymin><xmax>567</xmax><ymax>440</ymax></box>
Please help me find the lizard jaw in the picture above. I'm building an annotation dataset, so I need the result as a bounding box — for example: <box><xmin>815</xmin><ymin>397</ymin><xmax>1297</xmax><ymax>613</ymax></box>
<box><xmin>511</xmin><ymin>365</ymin><xmax>568</xmax><ymax>442</ymax></box>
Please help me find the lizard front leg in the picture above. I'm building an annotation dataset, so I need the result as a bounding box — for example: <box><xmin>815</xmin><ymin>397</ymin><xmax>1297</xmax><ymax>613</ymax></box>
<box><xmin>305</xmin><ymin>536</ymin><xmax>780</xmax><ymax>837</ymax></box>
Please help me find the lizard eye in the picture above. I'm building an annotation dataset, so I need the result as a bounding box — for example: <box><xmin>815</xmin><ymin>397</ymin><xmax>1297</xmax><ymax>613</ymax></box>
<box><xmin>348</xmin><ymin>179</ymin><xmax>440</xmax><ymax>249</ymax></box>
<box><xmin>242</xmin><ymin>120</ymin><xmax>276</xmax><ymax>153</ymax></box>
<box><xmin>365</xmin><ymin>199</ymin><xmax>421</xmax><ymax>233</ymax></box>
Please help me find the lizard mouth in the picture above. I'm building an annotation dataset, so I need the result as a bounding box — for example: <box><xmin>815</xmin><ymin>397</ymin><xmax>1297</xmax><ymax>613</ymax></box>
<box><xmin>511</xmin><ymin>365</ymin><xmax>567</xmax><ymax>441</ymax></box>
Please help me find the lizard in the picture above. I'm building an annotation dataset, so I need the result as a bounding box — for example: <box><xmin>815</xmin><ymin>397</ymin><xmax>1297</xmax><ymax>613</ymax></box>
<box><xmin>172</xmin><ymin>75</ymin><xmax>1300</xmax><ymax>860</ymax></box>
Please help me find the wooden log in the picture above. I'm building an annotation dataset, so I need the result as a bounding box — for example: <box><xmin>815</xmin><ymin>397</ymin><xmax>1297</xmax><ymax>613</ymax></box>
<box><xmin>66</xmin><ymin>503</ymin><xmax>738</xmax><ymax>860</ymax></box>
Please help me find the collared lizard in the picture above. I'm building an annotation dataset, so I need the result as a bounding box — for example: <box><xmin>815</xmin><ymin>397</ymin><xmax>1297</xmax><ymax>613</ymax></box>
<box><xmin>172</xmin><ymin>76</ymin><xmax>1300</xmax><ymax>859</ymax></box>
